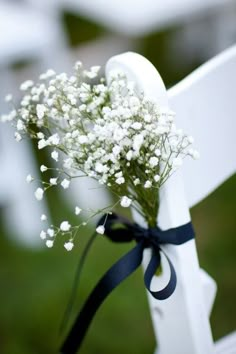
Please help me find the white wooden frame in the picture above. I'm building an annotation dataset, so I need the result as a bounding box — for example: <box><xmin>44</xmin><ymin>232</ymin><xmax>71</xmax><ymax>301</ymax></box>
<box><xmin>105</xmin><ymin>46</ymin><xmax>236</xmax><ymax>353</ymax></box>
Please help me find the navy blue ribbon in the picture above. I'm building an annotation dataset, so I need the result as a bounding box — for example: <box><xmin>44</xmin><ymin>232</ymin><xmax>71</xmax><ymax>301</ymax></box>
<box><xmin>60</xmin><ymin>213</ymin><xmax>195</xmax><ymax>354</ymax></box>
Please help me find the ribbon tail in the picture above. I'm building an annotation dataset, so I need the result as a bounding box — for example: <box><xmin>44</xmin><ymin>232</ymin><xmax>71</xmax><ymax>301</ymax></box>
<box><xmin>60</xmin><ymin>240</ymin><xmax>145</xmax><ymax>354</ymax></box>
<box><xmin>144</xmin><ymin>249</ymin><xmax>177</xmax><ymax>300</ymax></box>
<box><xmin>59</xmin><ymin>232</ymin><xmax>97</xmax><ymax>335</ymax></box>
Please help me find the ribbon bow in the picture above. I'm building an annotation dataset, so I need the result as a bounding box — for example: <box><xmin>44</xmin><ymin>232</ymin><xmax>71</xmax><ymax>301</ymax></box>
<box><xmin>60</xmin><ymin>213</ymin><xmax>195</xmax><ymax>354</ymax></box>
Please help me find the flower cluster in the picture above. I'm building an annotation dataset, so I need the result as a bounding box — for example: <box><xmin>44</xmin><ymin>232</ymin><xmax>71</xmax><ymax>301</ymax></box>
<box><xmin>1</xmin><ymin>61</ymin><xmax>199</xmax><ymax>250</ymax></box>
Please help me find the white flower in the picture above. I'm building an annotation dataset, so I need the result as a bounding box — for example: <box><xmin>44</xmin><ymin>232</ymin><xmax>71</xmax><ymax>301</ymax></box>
<box><xmin>112</xmin><ymin>145</ymin><xmax>121</xmax><ymax>156</ymax></box>
<box><xmin>26</xmin><ymin>174</ymin><xmax>34</xmax><ymax>183</ymax></box>
<box><xmin>47</xmin><ymin>228</ymin><xmax>54</xmax><ymax>237</ymax></box>
<box><xmin>40</xmin><ymin>230</ymin><xmax>46</xmax><ymax>239</ymax></box>
<box><xmin>134</xmin><ymin>178</ymin><xmax>140</xmax><ymax>186</ymax></box>
<box><xmin>48</xmin><ymin>133</ymin><xmax>60</xmax><ymax>145</ymax></box>
<box><xmin>154</xmin><ymin>175</ymin><xmax>160</xmax><ymax>182</ymax></box>
<box><xmin>78</xmin><ymin>135</ymin><xmax>88</xmax><ymax>144</ymax></box>
<box><xmin>131</xmin><ymin>122</ymin><xmax>142</xmax><ymax>130</ymax></box>
<box><xmin>16</xmin><ymin>119</ymin><xmax>25</xmax><ymax>131</ymax></box>
<box><xmin>41</xmin><ymin>214</ymin><xmax>47</xmax><ymax>221</ymax></box>
<box><xmin>120</xmin><ymin>196</ymin><xmax>132</xmax><ymax>208</ymax></box>
<box><xmin>35</xmin><ymin>188</ymin><xmax>44</xmax><ymax>201</ymax></box>
<box><xmin>75</xmin><ymin>206</ymin><xmax>82</xmax><ymax>215</ymax></box>
<box><xmin>192</xmin><ymin>150</ymin><xmax>200</xmax><ymax>160</ymax></box>
<box><xmin>51</xmin><ymin>150</ymin><xmax>58</xmax><ymax>161</ymax></box>
<box><xmin>14</xmin><ymin>132</ymin><xmax>22</xmax><ymax>142</ymax></box>
<box><xmin>133</xmin><ymin>134</ymin><xmax>144</xmax><ymax>151</ymax></box>
<box><xmin>5</xmin><ymin>94</ymin><xmax>12</xmax><ymax>102</ymax></box>
<box><xmin>50</xmin><ymin>178</ymin><xmax>57</xmax><ymax>185</ymax></box>
<box><xmin>154</xmin><ymin>148</ymin><xmax>161</xmax><ymax>156</ymax></box>
<box><xmin>60</xmin><ymin>221</ymin><xmax>71</xmax><ymax>232</ymax></box>
<box><xmin>96</xmin><ymin>225</ymin><xmax>105</xmax><ymax>234</ymax></box>
<box><xmin>149</xmin><ymin>156</ymin><xmax>159</xmax><ymax>168</ymax></box>
<box><xmin>40</xmin><ymin>165</ymin><xmax>48</xmax><ymax>172</ymax></box>
<box><xmin>20</xmin><ymin>80</ymin><xmax>34</xmax><ymax>91</ymax></box>
<box><xmin>144</xmin><ymin>180</ymin><xmax>152</xmax><ymax>188</ymax></box>
<box><xmin>36</xmin><ymin>104</ymin><xmax>47</xmax><ymax>119</ymax></box>
<box><xmin>113</xmin><ymin>128</ymin><xmax>125</xmax><ymax>141</ymax></box>
<box><xmin>64</xmin><ymin>241</ymin><xmax>74</xmax><ymax>251</ymax></box>
<box><xmin>126</xmin><ymin>150</ymin><xmax>133</xmax><ymax>161</ymax></box>
<box><xmin>144</xmin><ymin>114</ymin><xmax>151</xmax><ymax>122</ymax></box>
<box><xmin>46</xmin><ymin>240</ymin><xmax>54</xmax><ymax>248</ymax></box>
<box><xmin>61</xmin><ymin>178</ymin><xmax>70</xmax><ymax>189</ymax></box>
<box><xmin>38</xmin><ymin>139</ymin><xmax>47</xmax><ymax>149</ymax></box>
<box><xmin>116</xmin><ymin>177</ymin><xmax>125</xmax><ymax>184</ymax></box>
<box><xmin>188</xmin><ymin>136</ymin><xmax>194</xmax><ymax>144</ymax></box>
<box><xmin>172</xmin><ymin>157</ymin><xmax>183</xmax><ymax>168</ymax></box>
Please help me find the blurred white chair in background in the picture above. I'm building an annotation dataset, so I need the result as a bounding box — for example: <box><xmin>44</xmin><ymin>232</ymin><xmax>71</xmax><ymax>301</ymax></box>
<box><xmin>0</xmin><ymin>1</ymin><xmax>66</xmax><ymax>245</ymax></box>
<box><xmin>106</xmin><ymin>45</ymin><xmax>236</xmax><ymax>353</ymax></box>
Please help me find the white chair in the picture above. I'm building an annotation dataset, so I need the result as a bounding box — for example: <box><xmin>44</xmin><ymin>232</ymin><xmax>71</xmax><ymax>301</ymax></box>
<box><xmin>105</xmin><ymin>45</ymin><xmax>236</xmax><ymax>353</ymax></box>
<box><xmin>0</xmin><ymin>1</ymin><xmax>66</xmax><ymax>245</ymax></box>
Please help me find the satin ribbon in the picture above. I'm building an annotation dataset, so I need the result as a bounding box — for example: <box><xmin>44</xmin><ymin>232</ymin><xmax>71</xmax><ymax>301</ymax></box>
<box><xmin>60</xmin><ymin>213</ymin><xmax>195</xmax><ymax>354</ymax></box>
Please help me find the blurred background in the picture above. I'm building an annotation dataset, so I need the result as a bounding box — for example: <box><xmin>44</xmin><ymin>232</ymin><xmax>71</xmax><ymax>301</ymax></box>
<box><xmin>0</xmin><ymin>0</ymin><xmax>235</xmax><ymax>353</ymax></box>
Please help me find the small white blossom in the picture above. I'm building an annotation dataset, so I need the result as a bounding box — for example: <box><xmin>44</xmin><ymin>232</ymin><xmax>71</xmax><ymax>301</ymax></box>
<box><xmin>154</xmin><ymin>175</ymin><xmax>160</xmax><ymax>182</ymax></box>
<box><xmin>51</xmin><ymin>150</ymin><xmax>59</xmax><ymax>161</ymax></box>
<box><xmin>192</xmin><ymin>150</ymin><xmax>200</xmax><ymax>160</ymax></box>
<box><xmin>120</xmin><ymin>196</ymin><xmax>132</xmax><ymax>208</ymax></box>
<box><xmin>47</xmin><ymin>228</ymin><xmax>54</xmax><ymax>237</ymax></box>
<box><xmin>149</xmin><ymin>156</ymin><xmax>159</xmax><ymax>168</ymax></box>
<box><xmin>36</xmin><ymin>104</ymin><xmax>47</xmax><ymax>119</ymax></box>
<box><xmin>16</xmin><ymin>119</ymin><xmax>25</xmax><ymax>131</ymax></box>
<box><xmin>26</xmin><ymin>174</ymin><xmax>34</xmax><ymax>183</ymax></box>
<box><xmin>116</xmin><ymin>177</ymin><xmax>125</xmax><ymax>184</ymax></box>
<box><xmin>75</xmin><ymin>206</ymin><xmax>82</xmax><ymax>215</ymax></box>
<box><xmin>40</xmin><ymin>230</ymin><xmax>47</xmax><ymax>239</ymax></box>
<box><xmin>96</xmin><ymin>225</ymin><xmax>105</xmax><ymax>234</ymax></box>
<box><xmin>131</xmin><ymin>122</ymin><xmax>142</xmax><ymax>130</ymax></box>
<box><xmin>134</xmin><ymin>178</ymin><xmax>140</xmax><ymax>186</ymax></box>
<box><xmin>50</xmin><ymin>178</ymin><xmax>57</xmax><ymax>185</ymax></box>
<box><xmin>126</xmin><ymin>150</ymin><xmax>133</xmax><ymax>161</ymax></box>
<box><xmin>5</xmin><ymin>94</ymin><xmax>12</xmax><ymax>102</ymax></box>
<box><xmin>188</xmin><ymin>136</ymin><xmax>194</xmax><ymax>144</ymax></box>
<box><xmin>38</xmin><ymin>139</ymin><xmax>47</xmax><ymax>149</ymax></box>
<box><xmin>20</xmin><ymin>80</ymin><xmax>34</xmax><ymax>91</ymax></box>
<box><xmin>60</xmin><ymin>221</ymin><xmax>71</xmax><ymax>232</ymax></box>
<box><xmin>37</xmin><ymin>132</ymin><xmax>44</xmax><ymax>139</ymax></box>
<box><xmin>61</xmin><ymin>178</ymin><xmax>70</xmax><ymax>189</ymax></box>
<box><xmin>46</xmin><ymin>240</ymin><xmax>54</xmax><ymax>248</ymax></box>
<box><xmin>40</xmin><ymin>165</ymin><xmax>48</xmax><ymax>172</ymax></box>
<box><xmin>144</xmin><ymin>180</ymin><xmax>152</xmax><ymax>188</ymax></box>
<box><xmin>78</xmin><ymin>135</ymin><xmax>88</xmax><ymax>144</ymax></box>
<box><xmin>14</xmin><ymin>132</ymin><xmax>22</xmax><ymax>142</ymax></box>
<box><xmin>35</xmin><ymin>188</ymin><xmax>44</xmax><ymax>201</ymax></box>
<box><xmin>41</xmin><ymin>214</ymin><xmax>47</xmax><ymax>221</ymax></box>
<box><xmin>64</xmin><ymin>241</ymin><xmax>74</xmax><ymax>251</ymax></box>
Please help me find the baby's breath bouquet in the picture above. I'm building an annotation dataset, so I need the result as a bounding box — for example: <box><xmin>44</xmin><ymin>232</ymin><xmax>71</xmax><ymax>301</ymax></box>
<box><xmin>1</xmin><ymin>62</ymin><xmax>199</xmax><ymax>251</ymax></box>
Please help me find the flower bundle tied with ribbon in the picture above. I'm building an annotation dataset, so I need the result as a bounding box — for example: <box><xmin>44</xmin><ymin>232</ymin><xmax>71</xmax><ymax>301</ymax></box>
<box><xmin>1</xmin><ymin>61</ymin><xmax>199</xmax><ymax>353</ymax></box>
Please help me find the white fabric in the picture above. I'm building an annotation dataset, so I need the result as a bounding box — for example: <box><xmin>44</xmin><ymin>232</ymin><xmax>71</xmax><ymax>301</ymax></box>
<box><xmin>0</xmin><ymin>2</ymin><xmax>61</xmax><ymax>64</ymax></box>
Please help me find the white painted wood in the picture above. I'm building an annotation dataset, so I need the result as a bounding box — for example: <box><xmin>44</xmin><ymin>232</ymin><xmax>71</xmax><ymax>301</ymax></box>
<box><xmin>215</xmin><ymin>331</ymin><xmax>236</xmax><ymax>354</ymax></box>
<box><xmin>106</xmin><ymin>52</ymin><xmax>215</xmax><ymax>354</ymax></box>
<box><xmin>168</xmin><ymin>44</ymin><xmax>236</xmax><ymax>208</ymax></box>
<box><xmin>200</xmin><ymin>268</ymin><xmax>217</xmax><ymax>316</ymax></box>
